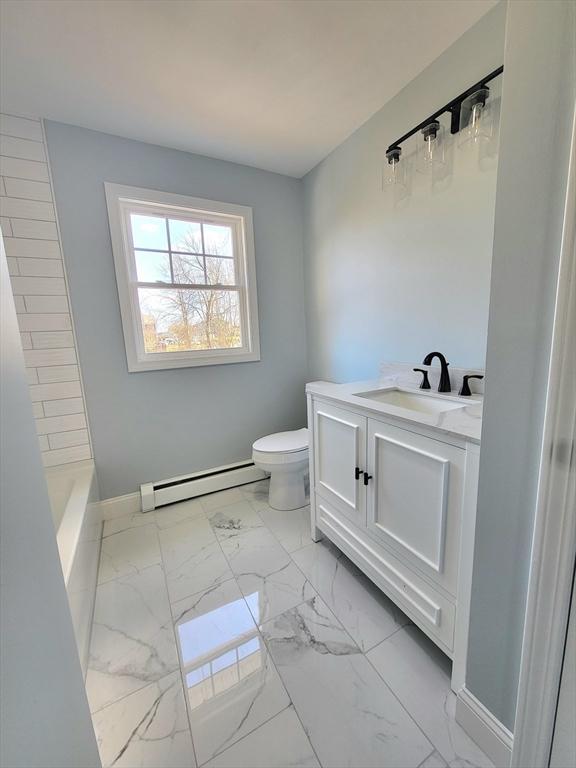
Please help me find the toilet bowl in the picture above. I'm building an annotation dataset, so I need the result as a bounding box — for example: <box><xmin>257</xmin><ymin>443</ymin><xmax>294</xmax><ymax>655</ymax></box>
<box><xmin>252</xmin><ymin>428</ymin><xmax>309</xmax><ymax>511</ymax></box>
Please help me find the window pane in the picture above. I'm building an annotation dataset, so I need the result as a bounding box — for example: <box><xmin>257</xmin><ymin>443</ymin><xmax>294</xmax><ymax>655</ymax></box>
<box><xmin>205</xmin><ymin>256</ymin><xmax>235</xmax><ymax>286</ymax></box>
<box><xmin>135</xmin><ymin>250</ymin><xmax>171</xmax><ymax>283</ymax></box>
<box><xmin>172</xmin><ymin>252</ymin><xmax>206</xmax><ymax>284</ymax></box>
<box><xmin>169</xmin><ymin>219</ymin><xmax>202</xmax><ymax>253</ymax></box>
<box><xmin>203</xmin><ymin>223</ymin><xmax>233</xmax><ymax>256</ymax></box>
<box><xmin>138</xmin><ymin>288</ymin><xmax>242</xmax><ymax>353</ymax></box>
<box><xmin>130</xmin><ymin>214</ymin><xmax>168</xmax><ymax>250</ymax></box>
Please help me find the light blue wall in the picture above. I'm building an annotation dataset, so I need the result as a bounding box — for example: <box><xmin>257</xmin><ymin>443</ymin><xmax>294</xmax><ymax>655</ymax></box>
<box><xmin>45</xmin><ymin>124</ymin><xmax>308</xmax><ymax>499</ymax></box>
<box><xmin>467</xmin><ymin>0</ymin><xmax>576</xmax><ymax>731</ymax></box>
<box><xmin>303</xmin><ymin>3</ymin><xmax>506</xmax><ymax>382</ymax></box>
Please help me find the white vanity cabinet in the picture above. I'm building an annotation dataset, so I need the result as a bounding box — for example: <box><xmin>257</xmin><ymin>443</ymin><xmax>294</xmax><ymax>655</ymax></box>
<box><xmin>308</xmin><ymin>394</ymin><xmax>480</xmax><ymax>680</ymax></box>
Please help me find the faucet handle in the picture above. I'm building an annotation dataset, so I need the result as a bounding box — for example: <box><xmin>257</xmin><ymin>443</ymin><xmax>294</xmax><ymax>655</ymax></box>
<box><xmin>413</xmin><ymin>368</ymin><xmax>431</xmax><ymax>390</ymax></box>
<box><xmin>459</xmin><ymin>374</ymin><xmax>484</xmax><ymax>396</ymax></box>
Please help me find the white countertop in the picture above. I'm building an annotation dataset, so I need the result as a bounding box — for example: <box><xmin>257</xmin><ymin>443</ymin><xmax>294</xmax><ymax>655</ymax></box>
<box><xmin>306</xmin><ymin>379</ymin><xmax>483</xmax><ymax>444</ymax></box>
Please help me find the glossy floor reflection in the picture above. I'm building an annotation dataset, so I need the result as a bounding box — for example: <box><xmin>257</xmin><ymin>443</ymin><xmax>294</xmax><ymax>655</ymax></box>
<box><xmin>89</xmin><ymin>480</ymin><xmax>493</xmax><ymax>768</ymax></box>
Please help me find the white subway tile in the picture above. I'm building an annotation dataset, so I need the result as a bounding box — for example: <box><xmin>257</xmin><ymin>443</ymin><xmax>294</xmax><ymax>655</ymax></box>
<box><xmin>7</xmin><ymin>257</ymin><xmax>19</xmax><ymax>275</ymax></box>
<box><xmin>13</xmin><ymin>295</ymin><xmax>25</xmax><ymax>312</ymax></box>
<box><xmin>0</xmin><ymin>156</ymin><xmax>49</xmax><ymax>182</ymax></box>
<box><xmin>32</xmin><ymin>402</ymin><xmax>44</xmax><ymax>419</ymax></box>
<box><xmin>0</xmin><ymin>217</ymin><xmax>12</xmax><ymax>236</ymax></box>
<box><xmin>29</xmin><ymin>380</ymin><xmax>81</xmax><ymax>402</ymax></box>
<box><xmin>36</xmin><ymin>413</ymin><xmax>86</xmax><ymax>435</ymax></box>
<box><xmin>11</xmin><ymin>276</ymin><xmax>66</xmax><ymax>295</ymax></box>
<box><xmin>48</xmin><ymin>429</ymin><xmax>89</xmax><ymax>449</ymax></box>
<box><xmin>3</xmin><ymin>177</ymin><xmax>52</xmax><ymax>202</ymax></box>
<box><xmin>37</xmin><ymin>365</ymin><xmax>79</xmax><ymax>383</ymax></box>
<box><xmin>0</xmin><ymin>115</ymin><xmax>43</xmax><ymax>142</ymax></box>
<box><xmin>24</xmin><ymin>295</ymin><xmax>68</xmax><ymax>313</ymax></box>
<box><xmin>37</xmin><ymin>434</ymin><xmax>49</xmax><ymax>452</ymax></box>
<box><xmin>3</xmin><ymin>237</ymin><xmax>61</xmax><ymax>259</ymax></box>
<box><xmin>31</xmin><ymin>330</ymin><xmax>74</xmax><ymax>349</ymax></box>
<box><xmin>10</xmin><ymin>219</ymin><xmax>58</xmax><ymax>240</ymax></box>
<box><xmin>20</xmin><ymin>332</ymin><xmax>32</xmax><ymax>349</ymax></box>
<box><xmin>17</xmin><ymin>313</ymin><xmax>71</xmax><ymax>332</ymax></box>
<box><xmin>17</xmin><ymin>258</ymin><xmax>63</xmax><ymax>277</ymax></box>
<box><xmin>24</xmin><ymin>348</ymin><xmax>76</xmax><ymax>367</ymax></box>
<box><xmin>0</xmin><ymin>135</ymin><xmax>45</xmax><ymax>162</ymax></box>
<box><xmin>0</xmin><ymin>197</ymin><xmax>55</xmax><ymax>221</ymax></box>
<box><xmin>26</xmin><ymin>368</ymin><xmax>39</xmax><ymax>384</ymax></box>
<box><xmin>43</xmin><ymin>398</ymin><xmax>84</xmax><ymax>417</ymax></box>
<box><xmin>42</xmin><ymin>444</ymin><xmax>91</xmax><ymax>467</ymax></box>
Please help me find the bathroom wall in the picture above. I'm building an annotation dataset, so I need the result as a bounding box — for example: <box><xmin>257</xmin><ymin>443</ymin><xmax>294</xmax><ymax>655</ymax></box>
<box><xmin>0</xmin><ymin>243</ymin><xmax>100</xmax><ymax>768</ymax></box>
<box><xmin>467</xmin><ymin>0</ymin><xmax>576</xmax><ymax>731</ymax></box>
<box><xmin>302</xmin><ymin>2</ymin><xmax>506</xmax><ymax>382</ymax></box>
<box><xmin>44</xmin><ymin>124</ymin><xmax>308</xmax><ymax>499</ymax></box>
<box><xmin>0</xmin><ymin>113</ymin><xmax>93</xmax><ymax>467</ymax></box>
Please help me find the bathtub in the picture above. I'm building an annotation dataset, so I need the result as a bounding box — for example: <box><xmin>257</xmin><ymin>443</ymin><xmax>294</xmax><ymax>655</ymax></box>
<box><xmin>46</xmin><ymin>460</ymin><xmax>102</xmax><ymax>677</ymax></box>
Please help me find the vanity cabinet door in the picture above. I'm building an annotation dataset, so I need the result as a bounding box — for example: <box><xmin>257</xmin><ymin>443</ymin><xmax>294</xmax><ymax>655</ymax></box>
<box><xmin>366</xmin><ymin>419</ymin><xmax>465</xmax><ymax>596</ymax></box>
<box><xmin>313</xmin><ymin>401</ymin><xmax>367</xmax><ymax>526</ymax></box>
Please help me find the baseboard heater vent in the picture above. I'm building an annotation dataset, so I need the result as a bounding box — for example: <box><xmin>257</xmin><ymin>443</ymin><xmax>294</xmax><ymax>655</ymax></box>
<box><xmin>140</xmin><ymin>460</ymin><xmax>267</xmax><ymax>512</ymax></box>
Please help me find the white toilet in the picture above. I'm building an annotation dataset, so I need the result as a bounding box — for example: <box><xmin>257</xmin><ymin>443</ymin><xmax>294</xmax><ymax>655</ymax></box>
<box><xmin>252</xmin><ymin>428</ymin><xmax>309</xmax><ymax>511</ymax></box>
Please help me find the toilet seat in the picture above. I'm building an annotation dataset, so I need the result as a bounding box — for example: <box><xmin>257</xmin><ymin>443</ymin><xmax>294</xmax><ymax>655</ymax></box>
<box><xmin>252</xmin><ymin>428</ymin><xmax>308</xmax><ymax>455</ymax></box>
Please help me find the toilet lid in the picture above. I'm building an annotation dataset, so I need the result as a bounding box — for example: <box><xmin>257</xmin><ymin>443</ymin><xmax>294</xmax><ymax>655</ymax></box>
<box><xmin>253</xmin><ymin>428</ymin><xmax>308</xmax><ymax>454</ymax></box>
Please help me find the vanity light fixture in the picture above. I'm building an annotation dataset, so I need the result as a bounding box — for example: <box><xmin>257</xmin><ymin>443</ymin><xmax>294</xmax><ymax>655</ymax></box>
<box><xmin>383</xmin><ymin>146</ymin><xmax>406</xmax><ymax>188</ymax></box>
<box><xmin>458</xmin><ymin>87</ymin><xmax>494</xmax><ymax>147</ymax></box>
<box><xmin>383</xmin><ymin>65</ymin><xmax>503</xmax><ymax>185</ymax></box>
<box><xmin>416</xmin><ymin>120</ymin><xmax>446</xmax><ymax>175</ymax></box>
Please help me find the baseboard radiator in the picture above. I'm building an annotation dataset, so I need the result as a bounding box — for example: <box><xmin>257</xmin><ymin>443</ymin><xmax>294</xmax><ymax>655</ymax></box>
<box><xmin>140</xmin><ymin>460</ymin><xmax>267</xmax><ymax>512</ymax></box>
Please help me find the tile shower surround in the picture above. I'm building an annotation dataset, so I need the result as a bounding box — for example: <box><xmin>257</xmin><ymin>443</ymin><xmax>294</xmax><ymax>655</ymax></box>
<box><xmin>1</xmin><ymin>113</ymin><xmax>92</xmax><ymax>467</ymax></box>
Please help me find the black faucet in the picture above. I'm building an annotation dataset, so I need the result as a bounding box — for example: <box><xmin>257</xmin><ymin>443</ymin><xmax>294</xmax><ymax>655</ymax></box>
<box><xmin>422</xmin><ymin>351</ymin><xmax>451</xmax><ymax>393</ymax></box>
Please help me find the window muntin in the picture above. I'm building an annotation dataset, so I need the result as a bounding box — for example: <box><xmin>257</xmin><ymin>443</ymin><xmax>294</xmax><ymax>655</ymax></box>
<box><xmin>106</xmin><ymin>185</ymin><xmax>260</xmax><ymax>371</ymax></box>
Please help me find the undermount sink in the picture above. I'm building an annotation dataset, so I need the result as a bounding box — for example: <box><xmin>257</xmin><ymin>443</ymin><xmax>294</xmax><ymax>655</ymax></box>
<box><xmin>355</xmin><ymin>388</ymin><xmax>469</xmax><ymax>415</ymax></box>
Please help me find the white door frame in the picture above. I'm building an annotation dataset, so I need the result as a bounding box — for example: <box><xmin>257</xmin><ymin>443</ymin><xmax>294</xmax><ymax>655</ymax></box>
<box><xmin>511</xmin><ymin>106</ymin><xmax>576</xmax><ymax>768</ymax></box>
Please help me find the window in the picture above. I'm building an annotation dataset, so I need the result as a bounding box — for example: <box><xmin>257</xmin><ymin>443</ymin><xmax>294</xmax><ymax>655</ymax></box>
<box><xmin>105</xmin><ymin>184</ymin><xmax>260</xmax><ymax>371</ymax></box>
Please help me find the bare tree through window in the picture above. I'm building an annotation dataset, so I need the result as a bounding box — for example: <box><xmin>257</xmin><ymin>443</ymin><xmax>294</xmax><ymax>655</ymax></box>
<box><xmin>135</xmin><ymin>220</ymin><xmax>242</xmax><ymax>353</ymax></box>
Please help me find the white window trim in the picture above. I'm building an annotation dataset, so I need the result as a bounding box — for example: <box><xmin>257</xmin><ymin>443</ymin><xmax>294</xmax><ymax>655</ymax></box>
<box><xmin>105</xmin><ymin>183</ymin><xmax>260</xmax><ymax>372</ymax></box>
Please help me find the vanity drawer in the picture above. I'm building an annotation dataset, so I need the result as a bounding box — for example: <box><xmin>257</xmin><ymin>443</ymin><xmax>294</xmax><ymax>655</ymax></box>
<box><xmin>316</xmin><ymin>497</ymin><xmax>456</xmax><ymax>655</ymax></box>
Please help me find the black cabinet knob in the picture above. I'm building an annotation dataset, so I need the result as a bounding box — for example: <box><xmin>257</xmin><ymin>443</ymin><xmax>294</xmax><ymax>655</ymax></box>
<box><xmin>363</xmin><ymin>472</ymin><xmax>372</xmax><ymax>486</ymax></box>
<box><xmin>459</xmin><ymin>374</ymin><xmax>484</xmax><ymax>396</ymax></box>
<box><xmin>355</xmin><ymin>467</ymin><xmax>362</xmax><ymax>480</ymax></box>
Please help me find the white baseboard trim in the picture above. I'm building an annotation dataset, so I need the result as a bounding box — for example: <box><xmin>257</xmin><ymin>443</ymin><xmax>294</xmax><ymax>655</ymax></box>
<box><xmin>99</xmin><ymin>492</ymin><xmax>142</xmax><ymax>520</ymax></box>
<box><xmin>456</xmin><ymin>687</ymin><xmax>513</xmax><ymax>768</ymax></box>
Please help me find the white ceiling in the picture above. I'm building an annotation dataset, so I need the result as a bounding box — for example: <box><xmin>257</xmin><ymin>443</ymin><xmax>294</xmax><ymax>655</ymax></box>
<box><xmin>0</xmin><ymin>0</ymin><xmax>496</xmax><ymax>177</ymax></box>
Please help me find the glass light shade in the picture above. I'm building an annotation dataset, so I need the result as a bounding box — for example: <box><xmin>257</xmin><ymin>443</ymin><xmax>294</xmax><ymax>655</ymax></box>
<box><xmin>459</xmin><ymin>88</ymin><xmax>493</xmax><ymax>147</ymax></box>
<box><xmin>416</xmin><ymin>122</ymin><xmax>446</xmax><ymax>175</ymax></box>
<box><xmin>383</xmin><ymin>148</ymin><xmax>407</xmax><ymax>189</ymax></box>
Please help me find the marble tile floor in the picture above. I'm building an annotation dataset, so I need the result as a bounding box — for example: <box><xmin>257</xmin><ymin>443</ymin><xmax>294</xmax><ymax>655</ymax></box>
<box><xmin>87</xmin><ymin>479</ymin><xmax>493</xmax><ymax>768</ymax></box>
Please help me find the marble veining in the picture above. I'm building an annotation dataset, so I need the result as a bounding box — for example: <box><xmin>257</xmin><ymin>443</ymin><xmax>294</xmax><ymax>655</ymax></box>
<box><xmin>88</xmin><ymin>481</ymin><xmax>492</xmax><ymax>768</ymax></box>
<box><xmin>207</xmin><ymin>500</ymin><xmax>265</xmax><ymax>541</ymax></box>
<box><xmin>98</xmin><ymin>524</ymin><xmax>161</xmax><ymax>584</ymax></box>
<box><xmin>220</xmin><ymin>526</ymin><xmax>292</xmax><ymax>579</ymax></box>
<box><xmin>87</xmin><ymin>563</ymin><xmax>179</xmax><ymax>712</ymax></box>
<box><xmin>159</xmin><ymin>516</ymin><xmax>232</xmax><ymax>604</ymax></box>
<box><xmin>292</xmin><ymin>539</ymin><xmax>412</xmax><ymax>652</ymax></box>
<box><xmin>238</xmin><ymin>559</ymin><xmax>317</xmax><ymax>625</ymax></box>
<box><xmin>259</xmin><ymin>503</ymin><xmax>312</xmax><ymax>553</ymax></box>
<box><xmin>204</xmin><ymin>705</ymin><xmax>320</xmax><ymax>768</ymax></box>
<box><xmin>92</xmin><ymin>671</ymin><xmax>196</xmax><ymax>768</ymax></box>
<box><xmin>262</xmin><ymin>596</ymin><xmax>434</xmax><ymax>767</ymax></box>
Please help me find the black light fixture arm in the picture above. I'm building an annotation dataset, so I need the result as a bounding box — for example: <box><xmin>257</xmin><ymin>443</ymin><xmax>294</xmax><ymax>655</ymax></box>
<box><xmin>386</xmin><ymin>65</ymin><xmax>503</xmax><ymax>155</ymax></box>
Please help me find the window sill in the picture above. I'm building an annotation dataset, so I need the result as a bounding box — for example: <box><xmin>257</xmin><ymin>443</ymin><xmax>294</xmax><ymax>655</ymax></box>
<box><xmin>126</xmin><ymin>349</ymin><xmax>261</xmax><ymax>372</ymax></box>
